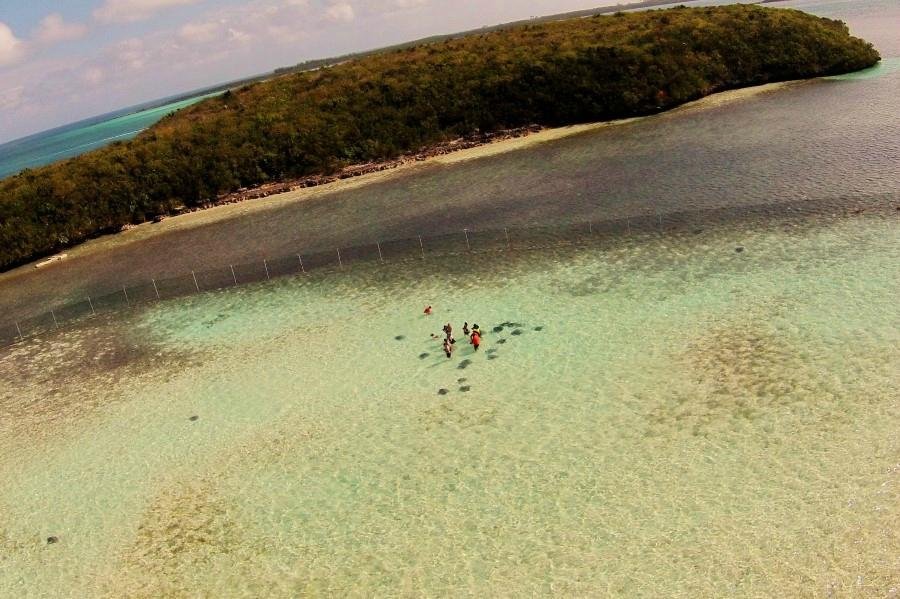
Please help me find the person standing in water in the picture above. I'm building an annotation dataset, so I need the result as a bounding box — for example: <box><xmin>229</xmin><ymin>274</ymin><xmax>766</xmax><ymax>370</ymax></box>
<box><xmin>443</xmin><ymin>337</ymin><xmax>453</xmax><ymax>358</ymax></box>
<box><xmin>463</xmin><ymin>322</ymin><xmax>470</xmax><ymax>336</ymax></box>
<box><xmin>471</xmin><ymin>329</ymin><xmax>481</xmax><ymax>351</ymax></box>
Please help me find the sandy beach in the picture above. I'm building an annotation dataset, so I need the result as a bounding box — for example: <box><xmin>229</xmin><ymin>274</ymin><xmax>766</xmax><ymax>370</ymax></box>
<box><xmin>0</xmin><ymin>80</ymin><xmax>805</xmax><ymax>284</ymax></box>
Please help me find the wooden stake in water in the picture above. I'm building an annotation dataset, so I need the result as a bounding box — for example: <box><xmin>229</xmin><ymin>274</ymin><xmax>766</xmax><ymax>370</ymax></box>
<box><xmin>298</xmin><ymin>255</ymin><xmax>305</xmax><ymax>273</ymax></box>
<box><xmin>504</xmin><ymin>227</ymin><xmax>510</xmax><ymax>249</ymax></box>
<box><xmin>192</xmin><ymin>270</ymin><xmax>200</xmax><ymax>292</ymax></box>
<box><xmin>15</xmin><ymin>321</ymin><xmax>23</xmax><ymax>340</ymax></box>
<box><xmin>264</xmin><ymin>260</ymin><xmax>270</xmax><ymax>280</ymax></box>
<box><xmin>418</xmin><ymin>236</ymin><xmax>425</xmax><ymax>259</ymax></box>
<box><xmin>337</xmin><ymin>248</ymin><xmax>343</xmax><ymax>269</ymax></box>
<box><xmin>377</xmin><ymin>242</ymin><xmax>384</xmax><ymax>263</ymax></box>
<box><xmin>123</xmin><ymin>288</ymin><xmax>129</xmax><ymax>305</ymax></box>
<box><xmin>230</xmin><ymin>265</ymin><xmax>237</xmax><ymax>286</ymax></box>
<box><xmin>51</xmin><ymin>309</ymin><xmax>59</xmax><ymax>329</ymax></box>
<box><xmin>152</xmin><ymin>279</ymin><xmax>160</xmax><ymax>300</ymax></box>
<box><xmin>88</xmin><ymin>296</ymin><xmax>95</xmax><ymax>315</ymax></box>
<box><xmin>464</xmin><ymin>229</ymin><xmax>471</xmax><ymax>252</ymax></box>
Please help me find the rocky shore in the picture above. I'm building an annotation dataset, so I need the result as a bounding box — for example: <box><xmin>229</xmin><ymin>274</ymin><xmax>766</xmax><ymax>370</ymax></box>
<box><xmin>206</xmin><ymin>125</ymin><xmax>543</xmax><ymax>208</ymax></box>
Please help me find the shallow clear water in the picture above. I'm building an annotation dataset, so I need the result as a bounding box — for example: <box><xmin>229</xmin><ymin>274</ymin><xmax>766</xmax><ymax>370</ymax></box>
<box><xmin>1</xmin><ymin>210</ymin><xmax>897</xmax><ymax>597</ymax></box>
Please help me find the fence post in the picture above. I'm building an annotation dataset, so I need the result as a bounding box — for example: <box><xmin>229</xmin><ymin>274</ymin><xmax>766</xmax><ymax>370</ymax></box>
<box><xmin>298</xmin><ymin>255</ymin><xmax>305</xmax><ymax>273</ymax></box>
<box><xmin>152</xmin><ymin>279</ymin><xmax>160</xmax><ymax>299</ymax></box>
<box><xmin>504</xmin><ymin>227</ymin><xmax>510</xmax><ymax>249</ymax></box>
<box><xmin>123</xmin><ymin>288</ymin><xmax>129</xmax><ymax>306</ymax></box>
<box><xmin>88</xmin><ymin>296</ymin><xmax>95</xmax><ymax>315</ymax></box>
<box><xmin>51</xmin><ymin>309</ymin><xmax>59</xmax><ymax>329</ymax></box>
<box><xmin>15</xmin><ymin>321</ymin><xmax>23</xmax><ymax>340</ymax></box>
<box><xmin>418</xmin><ymin>235</ymin><xmax>425</xmax><ymax>259</ymax></box>
<box><xmin>264</xmin><ymin>260</ymin><xmax>270</xmax><ymax>280</ymax></box>
<box><xmin>337</xmin><ymin>249</ymin><xmax>343</xmax><ymax>269</ymax></box>
<box><xmin>377</xmin><ymin>242</ymin><xmax>384</xmax><ymax>263</ymax></box>
<box><xmin>192</xmin><ymin>270</ymin><xmax>200</xmax><ymax>292</ymax></box>
<box><xmin>230</xmin><ymin>265</ymin><xmax>237</xmax><ymax>286</ymax></box>
<box><xmin>464</xmin><ymin>229</ymin><xmax>471</xmax><ymax>252</ymax></box>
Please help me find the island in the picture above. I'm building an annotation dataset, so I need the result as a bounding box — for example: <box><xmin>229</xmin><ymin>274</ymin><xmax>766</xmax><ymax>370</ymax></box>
<box><xmin>0</xmin><ymin>4</ymin><xmax>879</xmax><ymax>272</ymax></box>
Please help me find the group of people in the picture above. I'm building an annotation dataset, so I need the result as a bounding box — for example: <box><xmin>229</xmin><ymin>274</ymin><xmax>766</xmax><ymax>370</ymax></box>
<box><xmin>425</xmin><ymin>307</ymin><xmax>481</xmax><ymax>358</ymax></box>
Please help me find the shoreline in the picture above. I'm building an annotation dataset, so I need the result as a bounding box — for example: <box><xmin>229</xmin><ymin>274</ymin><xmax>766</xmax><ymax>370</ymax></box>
<box><xmin>0</xmin><ymin>79</ymin><xmax>806</xmax><ymax>282</ymax></box>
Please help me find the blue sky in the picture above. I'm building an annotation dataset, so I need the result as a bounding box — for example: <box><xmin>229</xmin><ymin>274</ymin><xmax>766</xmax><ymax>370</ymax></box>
<box><xmin>0</xmin><ymin>0</ymin><xmax>612</xmax><ymax>143</ymax></box>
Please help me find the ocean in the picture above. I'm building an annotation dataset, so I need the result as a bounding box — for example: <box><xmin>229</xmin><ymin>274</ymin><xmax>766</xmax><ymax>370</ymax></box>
<box><xmin>0</xmin><ymin>91</ymin><xmax>221</xmax><ymax>180</ymax></box>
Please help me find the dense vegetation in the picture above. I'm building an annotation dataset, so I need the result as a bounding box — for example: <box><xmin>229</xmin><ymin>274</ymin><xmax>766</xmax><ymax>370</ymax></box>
<box><xmin>0</xmin><ymin>5</ymin><xmax>879</xmax><ymax>270</ymax></box>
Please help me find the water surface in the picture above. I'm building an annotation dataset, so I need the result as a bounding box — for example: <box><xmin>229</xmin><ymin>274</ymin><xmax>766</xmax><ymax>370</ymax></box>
<box><xmin>0</xmin><ymin>92</ymin><xmax>221</xmax><ymax>180</ymax></box>
<box><xmin>0</xmin><ymin>208</ymin><xmax>897</xmax><ymax>596</ymax></box>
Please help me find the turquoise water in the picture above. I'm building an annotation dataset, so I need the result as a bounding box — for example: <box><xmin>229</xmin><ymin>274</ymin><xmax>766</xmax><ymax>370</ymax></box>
<box><xmin>0</xmin><ymin>92</ymin><xmax>221</xmax><ymax>179</ymax></box>
<box><xmin>1</xmin><ymin>212</ymin><xmax>897</xmax><ymax>596</ymax></box>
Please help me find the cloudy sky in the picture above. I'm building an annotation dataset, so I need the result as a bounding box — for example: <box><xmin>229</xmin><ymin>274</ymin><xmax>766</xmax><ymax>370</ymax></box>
<box><xmin>0</xmin><ymin>0</ymin><xmax>612</xmax><ymax>143</ymax></box>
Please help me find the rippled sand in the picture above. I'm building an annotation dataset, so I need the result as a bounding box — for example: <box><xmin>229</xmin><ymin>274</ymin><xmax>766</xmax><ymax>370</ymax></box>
<box><xmin>1</xmin><ymin>210</ymin><xmax>898</xmax><ymax>597</ymax></box>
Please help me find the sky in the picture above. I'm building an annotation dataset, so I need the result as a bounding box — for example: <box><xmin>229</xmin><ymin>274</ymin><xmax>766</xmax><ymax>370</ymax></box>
<box><xmin>0</xmin><ymin>0</ymin><xmax>614</xmax><ymax>143</ymax></box>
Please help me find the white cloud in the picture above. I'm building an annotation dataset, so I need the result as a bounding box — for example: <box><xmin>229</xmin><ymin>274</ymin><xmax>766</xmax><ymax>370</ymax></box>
<box><xmin>179</xmin><ymin>21</ymin><xmax>220</xmax><ymax>43</ymax></box>
<box><xmin>83</xmin><ymin>67</ymin><xmax>106</xmax><ymax>85</ymax></box>
<box><xmin>325</xmin><ymin>2</ymin><xmax>355</xmax><ymax>22</ymax></box>
<box><xmin>112</xmin><ymin>38</ymin><xmax>148</xmax><ymax>71</ymax></box>
<box><xmin>0</xmin><ymin>85</ymin><xmax>24</xmax><ymax>110</ymax></box>
<box><xmin>34</xmin><ymin>14</ymin><xmax>89</xmax><ymax>45</ymax></box>
<box><xmin>94</xmin><ymin>0</ymin><xmax>202</xmax><ymax>24</ymax></box>
<box><xmin>0</xmin><ymin>22</ymin><xmax>25</xmax><ymax>67</ymax></box>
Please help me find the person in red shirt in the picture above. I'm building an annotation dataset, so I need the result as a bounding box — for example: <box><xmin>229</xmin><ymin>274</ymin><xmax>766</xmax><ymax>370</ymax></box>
<box><xmin>424</xmin><ymin>305</ymin><xmax>433</xmax><ymax>315</ymax></box>
<box><xmin>471</xmin><ymin>330</ymin><xmax>481</xmax><ymax>351</ymax></box>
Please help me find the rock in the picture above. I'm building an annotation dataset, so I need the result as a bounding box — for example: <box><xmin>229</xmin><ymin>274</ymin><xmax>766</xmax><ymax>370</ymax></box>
<box><xmin>493</xmin><ymin>326</ymin><xmax>504</xmax><ymax>333</ymax></box>
<box><xmin>395</xmin><ymin>335</ymin><xmax>405</xmax><ymax>341</ymax></box>
<box><xmin>438</xmin><ymin>388</ymin><xmax>449</xmax><ymax>395</ymax></box>
<box><xmin>459</xmin><ymin>386</ymin><xmax>471</xmax><ymax>392</ymax></box>
<box><xmin>511</xmin><ymin>329</ymin><xmax>524</xmax><ymax>336</ymax></box>
<box><xmin>47</xmin><ymin>536</ymin><xmax>59</xmax><ymax>544</ymax></box>
<box><xmin>497</xmin><ymin>339</ymin><xmax>507</xmax><ymax>344</ymax></box>
<box><xmin>419</xmin><ymin>353</ymin><xmax>430</xmax><ymax>359</ymax></box>
<box><xmin>189</xmin><ymin>415</ymin><xmax>199</xmax><ymax>422</ymax></box>
<box><xmin>735</xmin><ymin>246</ymin><xmax>745</xmax><ymax>253</ymax></box>
<box><xmin>487</xmin><ymin>355</ymin><xmax>499</xmax><ymax>360</ymax></box>
<box><xmin>457</xmin><ymin>378</ymin><xmax>467</xmax><ymax>383</ymax></box>
<box><xmin>533</xmin><ymin>326</ymin><xmax>544</xmax><ymax>332</ymax></box>
<box><xmin>458</xmin><ymin>359</ymin><xmax>472</xmax><ymax>370</ymax></box>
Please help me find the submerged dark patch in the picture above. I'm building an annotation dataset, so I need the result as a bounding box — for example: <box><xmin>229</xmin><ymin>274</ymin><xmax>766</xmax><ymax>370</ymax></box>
<box><xmin>511</xmin><ymin>329</ymin><xmax>524</xmax><ymax>336</ymax></box>
<box><xmin>458</xmin><ymin>359</ymin><xmax>472</xmax><ymax>370</ymax></box>
<box><xmin>395</xmin><ymin>335</ymin><xmax>406</xmax><ymax>341</ymax></box>
<box><xmin>419</xmin><ymin>353</ymin><xmax>430</xmax><ymax>359</ymax></box>
<box><xmin>459</xmin><ymin>386</ymin><xmax>471</xmax><ymax>392</ymax></box>
<box><xmin>437</xmin><ymin>388</ymin><xmax>449</xmax><ymax>396</ymax></box>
